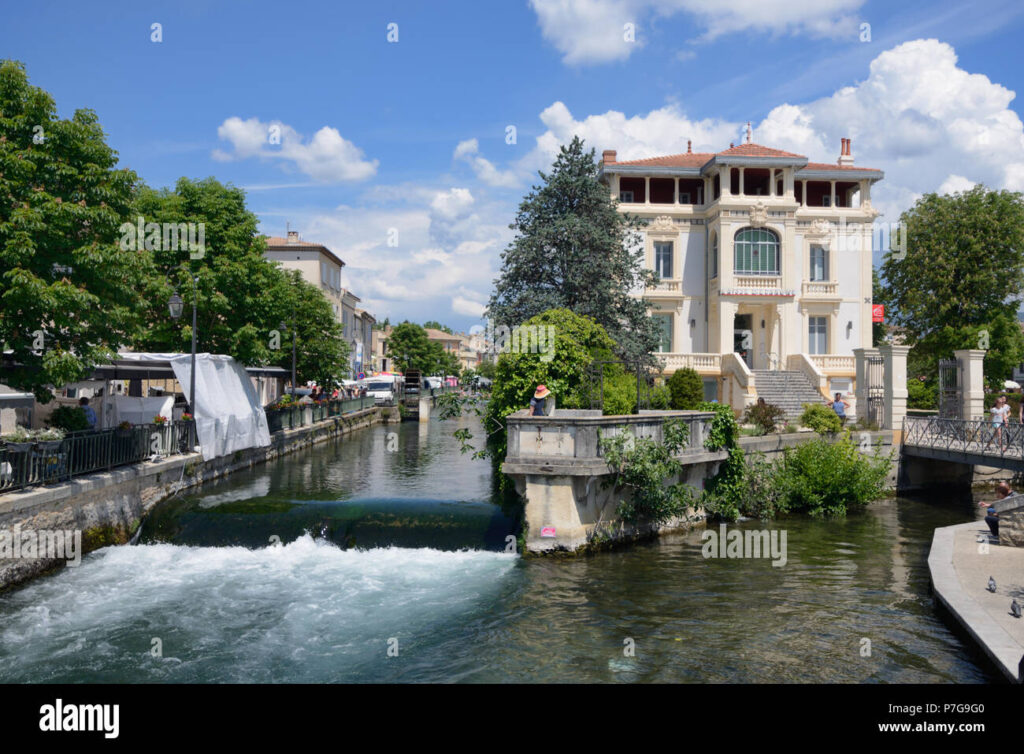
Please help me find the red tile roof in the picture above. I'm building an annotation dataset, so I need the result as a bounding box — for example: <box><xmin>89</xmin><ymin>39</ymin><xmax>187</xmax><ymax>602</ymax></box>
<box><xmin>263</xmin><ymin>235</ymin><xmax>345</xmax><ymax>267</ymax></box>
<box><xmin>607</xmin><ymin>143</ymin><xmax>880</xmax><ymax>173</ymax></box>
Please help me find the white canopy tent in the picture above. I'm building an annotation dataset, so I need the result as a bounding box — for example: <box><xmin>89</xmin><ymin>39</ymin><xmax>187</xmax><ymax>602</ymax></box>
<box><xmin>117</xmin><ymin>353</ymin><xmax>271</xmax><ymax>461</ymax></box>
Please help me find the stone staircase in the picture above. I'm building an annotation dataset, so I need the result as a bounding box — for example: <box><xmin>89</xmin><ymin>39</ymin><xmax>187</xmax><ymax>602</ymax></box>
<box><xmin>752</xmin><ymin>370</ymin><xmax>829</xmax><ymax>421</ymax></box>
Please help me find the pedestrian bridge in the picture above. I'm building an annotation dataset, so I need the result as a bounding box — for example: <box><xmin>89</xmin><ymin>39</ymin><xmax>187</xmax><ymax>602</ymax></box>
<box><xmin>902</xmin><ymin>416</ymin><xmax>1024</xmax><ymax>473</ymax></box>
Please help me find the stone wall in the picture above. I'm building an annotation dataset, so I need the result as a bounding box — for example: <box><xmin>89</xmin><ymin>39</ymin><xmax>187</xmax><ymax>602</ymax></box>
<box><xmin>994</xmin><ymin>493</ymin><xmax>1024</xmax><ymax>547</ymax></box>
<box><xmin>0</xmin><ymin>406</ymin><xmax>394</xmax><ymax>591</ymax></box>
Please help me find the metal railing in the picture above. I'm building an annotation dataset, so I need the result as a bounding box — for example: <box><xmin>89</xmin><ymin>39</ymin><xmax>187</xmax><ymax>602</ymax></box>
<box><xmin>0</xmin><ymin>420</ymin><xmax>197</xmax><ymax>494</ymax></box>
<box><xmin>263</xmin><ymin>396</ymin><xmax>375</xmax><ymax>433</ymax></box>
<box><xmin>903</xmin><ymin>416</ymin><xmax>1024</xmax><ymax>459</ymax></box>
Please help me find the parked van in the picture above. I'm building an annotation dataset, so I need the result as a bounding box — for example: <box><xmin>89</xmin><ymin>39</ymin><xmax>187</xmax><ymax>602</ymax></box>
<box><xmin>361</xmin><ymin>374</ymin><xmax>404</xmax><ymax>405</ymax></box>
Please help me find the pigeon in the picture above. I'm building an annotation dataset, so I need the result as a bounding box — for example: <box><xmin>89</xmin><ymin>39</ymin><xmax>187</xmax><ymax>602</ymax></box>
<box><xmin>988</xmin><ymin>576</ymin><xmax>997</xmax><ymax>593</ymax></box>
<box><xmin>1011</xmin><ymin>600</ymin><xmax>1022</xmax><ymax>619</ymax></box>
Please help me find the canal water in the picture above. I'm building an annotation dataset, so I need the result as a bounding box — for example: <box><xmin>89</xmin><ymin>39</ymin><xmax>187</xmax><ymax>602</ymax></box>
<box><xmin>0</xmin><ymin>415</ymin><xmax>998</xmax><ymax>683</ymax></box>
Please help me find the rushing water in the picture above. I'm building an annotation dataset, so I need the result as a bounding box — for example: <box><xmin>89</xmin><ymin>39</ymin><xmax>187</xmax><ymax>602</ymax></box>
<box><xmin>0</xmin><ymin>415</ymin><xmax>998</xmax><ymax>683</ymax></box>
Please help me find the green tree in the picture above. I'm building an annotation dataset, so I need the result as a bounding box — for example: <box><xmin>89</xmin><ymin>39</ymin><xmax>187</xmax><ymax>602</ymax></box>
<box><xmin>879</xmin><ymin>186</ymin><xmax>1024</xmax><ymax>386</ymax></box>
<box><xmin>422</xmin><ymin>320</ymin><xmax>452</xmax><ymax>334</ymax></box>
<box><xmin>487</xmin><ymin>136</ymin><xmax>659</xmax><ymax>365</ymax></box>
<box><xmin>667</xmin><ymin>367</ymin><xmax>703</xmax><ymax>409</ymax></box>
<box><xmin>131</xmin><ymin>178</ymin><xmax>347</xmax><ymax>385</ymax></box>
<box><xmin>0</xmin><ymin>60</ymin><xmax>144</xmax><ymax>400</ymax></box>
<box><xmin>386</xmin><ymin>321</ymin><xmax>435</xmax><ymax>373</ymax></box>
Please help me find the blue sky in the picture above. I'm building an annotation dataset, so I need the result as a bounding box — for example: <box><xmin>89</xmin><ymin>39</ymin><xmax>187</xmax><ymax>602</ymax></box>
<box><xmin>3</xmin><ymin>0</ymin><xmax>1024</xmax><ymax>331</ymax></box>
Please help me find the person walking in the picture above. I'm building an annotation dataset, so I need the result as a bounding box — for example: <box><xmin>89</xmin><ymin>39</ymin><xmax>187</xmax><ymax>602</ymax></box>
<box><xmin>828</xmin><ymin>392</ymin><xmax>850</xmax><ymax>427</ymax></box>
<box><xmin>79</xmin><ymin>396</ymin><xmax>97</xmax><ymax>430</ymax></box>
<box><xmin>987</xmin><ymin>394</ymin><xmax>1011</xmax><ymax>453</ymax></box>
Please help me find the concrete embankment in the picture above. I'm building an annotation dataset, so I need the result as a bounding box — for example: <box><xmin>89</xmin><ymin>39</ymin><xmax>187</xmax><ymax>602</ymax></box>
<box><xmin>0</xmin><ymin>406</ymin><xmax>396</xmax><ymax>591</ymax></box>
<box><xmin>928</xmin><ymin>520</ymin><xmax>1024</xmax><ymax>683</ymax></box>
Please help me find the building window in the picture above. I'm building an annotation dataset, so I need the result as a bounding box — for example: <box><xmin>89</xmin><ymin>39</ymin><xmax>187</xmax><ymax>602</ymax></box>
<box><xmin>809</xmin><ymin>316</ymin><xmax>827</xmax><ymax>354</ymax></box>
<box><xmin>320</xmin><ymin>261</ymin><xmax>328</xmax><ymax>285</ymax></box>
<box><xmin>654</xmin><ymin>241</ymin><xmax>673</xmax><ymax>279</ymax></box>
<box><xmin>655</xmin><ymin>314</ymin><xmax>672</xmax><ymax>353</ymax></box>
<box><xmin>809</xmin><ymin>245</ymin><xmax>828</xmax><ymax>281</ymax></box>
<box><xmin>620</xmin><ymin>190</ymin><xmax>634</xmax><ymax>203</ymax></box>
<box><xmin>734</xmin><ymin>227</ymin><xmax>780</xmax><ymax>276</ymax></box>
<box><xmin>710</xmin><ymin>233</ymin><xmax>718</xmax><ymax>279</ymax></box>
<box><xmin>822</xmin><ymin>194</ymin><xmax>831</xmax><ymax>207</ymax></box>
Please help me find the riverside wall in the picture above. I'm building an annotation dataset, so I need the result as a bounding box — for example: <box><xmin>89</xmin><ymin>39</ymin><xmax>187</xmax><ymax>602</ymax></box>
<box><xmin>0</xmin><ymin>406</ymin><xmax>397</xmax><ymax>591</ymax></box>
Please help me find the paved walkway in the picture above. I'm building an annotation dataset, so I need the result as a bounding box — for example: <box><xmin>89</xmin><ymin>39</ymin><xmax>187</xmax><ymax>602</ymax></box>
<box><xmin>928</xmin><ymin>520</ymin><xmax>1024</xmax><ymax>683</ymax></box>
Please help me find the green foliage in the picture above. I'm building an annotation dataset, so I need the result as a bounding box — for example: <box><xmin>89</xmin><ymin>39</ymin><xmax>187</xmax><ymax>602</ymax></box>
<box><xmin>879</xmin><ymin>186</ymin><xmax>1024</xmax><ymax>386</ymax></box>
<box><xmin>906</xmin><ymin>377</ymin><xmax>938</xmax><ymax>411</ymax></box>
<box><xmin>772</xmin><ymin>434</ymin><xmax>892</xmax><ymax>517</ymax></box>
<box><xmin>743</xmin><ymin>401</ymin><xmax>787</xmax><ymax>435</ymax></box>
<box><xmin>800</xmin><ymin>403</ymin><xmax>841</xmax><ymax>434</ymax></box>
<box><xmin>386</xmin><ymin>322</ymin><xmax>434</xmax><ymax>374</ymax></box>
<box><xmin>475</xmin><ymin>359</ymin><xmax>497</xmax><ymax>380</ymax></box>
<box><xmin>483</xmin><ymin>308</ymin><xmax>620</xmax><ymax>459</ymax></box>
<box><xmin>130</xmin><ymin>178</ymin><xmax>348</xmax><ymax>386</ymax></box>
<box><xmin>486</xmin><ymin>136</ymin><xmax>659</xmax><ymax>366</ymax></box>
<box><xmin>0</xmin><ymin>60</ymin><xmax>145</xmax><ymax>401</ymax></box>
<box><xmin>695</xmin><ymin>401</ymin><xmax>747</xmax><ymax>521</ymax></box>
<box><xmin>601</xmin><ymin>369</ymin><xmax>637</xmax><ymax>415</ymax></box>
<box><xmin>422</xmin><ymin>320</ymin><xmax>452</xmax><ymax>334</ymax></box>
<box><xmin>648</xmin><ymin>383</ymin><xmax>671</xmax><ymax>410</ymax></box>
<box><xmin>667</xmin><ymin>367</ymin><xmax>703</xmax><ymax>410</ymax></box>
<box><xmin>600</xmin><ymin>419</ymin><xmax>695</xmax><ymax>524</ymax></box>
<box><xmin>47</xmin><ymin>405</ymin><xmax>90</xmax><ymax>432</ymax></box>
<box><xmin>698</xmin><ymin>401</ymin><xmax>738</xmax><ymax>452</ymax></box>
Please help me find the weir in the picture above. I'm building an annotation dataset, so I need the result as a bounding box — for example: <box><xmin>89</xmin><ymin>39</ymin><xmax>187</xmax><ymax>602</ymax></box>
<box><xmin>502</xmin><ymin>409</ymin><xmax>727</xmax><ymax>553</ymax></box>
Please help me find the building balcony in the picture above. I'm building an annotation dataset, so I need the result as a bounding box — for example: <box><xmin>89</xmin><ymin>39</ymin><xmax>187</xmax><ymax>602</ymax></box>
<box><xmin>645</xmin><ymin>278</ymin><xmax>683</xmax><ymax>298</ymax></box>
<box><xmin>808</xmin><ymin>354</ymin><xmax>855</xmax><ymax>374</ymax></box>
<box><xmin>801</xmin><ymin>280</ymin><xmax>840</xmax><ymax>298</ymax></box>
<box><xmin>719</xmin><ymin>275</ymin><xmax>795</xmax><ymax>297</ymax></box>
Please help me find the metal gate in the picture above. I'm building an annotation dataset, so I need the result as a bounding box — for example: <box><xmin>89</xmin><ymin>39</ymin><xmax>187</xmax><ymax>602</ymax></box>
<box><xmin>866</xmin><ymin>355</ymin><xmax>885</xmax><ymax>428</ymax></box>
<box><xmin>938</xmin><ymin>358</ymin><xmax>962</xmax><ymax>419</ymax></box>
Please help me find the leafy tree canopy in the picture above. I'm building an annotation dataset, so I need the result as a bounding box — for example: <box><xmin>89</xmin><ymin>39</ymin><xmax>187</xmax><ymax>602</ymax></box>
<box><xmin>0</xmin><ymin>60</ymin><xmax>144</xmax><ymax>400</ymax></box>
<box><xmin>486</xmin><ymin>136</ymin><xmax>659</xmax><ymax>366</ymax></box>
<box><xmin>422</xmin><ymin>320</ymin><xmax>452</xmax><ymax>334</ymax></box>
<box><xmin>879</xmin><ymin>186</ymin><xmax>1024</xmax><ymax>386</ymax></box>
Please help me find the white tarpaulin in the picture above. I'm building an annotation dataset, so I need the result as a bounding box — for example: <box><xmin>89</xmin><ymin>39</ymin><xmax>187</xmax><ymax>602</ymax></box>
<box><xmin>118</xmin><ymin>353</ymin><xmax>271</xmax><ymax>461</ymax></box>
<box><xmin>107</xmin><ymin>396</ymin><xmax>173</xmax><ymax>427</ymax></box>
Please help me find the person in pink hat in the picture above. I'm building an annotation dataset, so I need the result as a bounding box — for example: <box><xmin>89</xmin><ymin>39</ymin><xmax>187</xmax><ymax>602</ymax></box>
<box><xmin>530</xmin><ymin>384</ymin><xmax>552</xmax><ymax>416</ymax></box>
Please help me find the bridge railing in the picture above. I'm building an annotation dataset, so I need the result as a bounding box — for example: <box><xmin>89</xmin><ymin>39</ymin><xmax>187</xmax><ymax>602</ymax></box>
<box><xmin>903</xmin><ymin>416</ymin><xmax>1024</xmax><ymax>458</ymax></box>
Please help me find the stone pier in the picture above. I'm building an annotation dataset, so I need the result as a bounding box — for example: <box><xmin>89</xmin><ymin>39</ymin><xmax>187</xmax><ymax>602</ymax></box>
<box><xmin>502</xmin><ymin>409</ymin><xmax>727</xmax><ymax>554</ymax></box>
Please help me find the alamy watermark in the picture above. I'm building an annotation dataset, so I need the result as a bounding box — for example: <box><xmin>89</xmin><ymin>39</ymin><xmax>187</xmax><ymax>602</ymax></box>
<box><xmin>119</xmin><ymin>216</ymin><xmax>205</xmax><ymax>258</ymax></box>
<box><xmin>701</xmin><ymin>524</ymin><xmax>787</xmax><ymax>567</ymax></box>
<box><xmin>0</xmin><ymin>524</ymin><xmax>82</xmax><ymax>566</ymax></box>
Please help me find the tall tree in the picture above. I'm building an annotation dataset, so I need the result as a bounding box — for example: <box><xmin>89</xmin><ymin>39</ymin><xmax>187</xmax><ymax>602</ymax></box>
<box><xmin>879</xmin><ymin>186</ymin><xmax>1024</xmax><ymax>386</ymax></box>
<box><xmin>386</xmin><ymin>321</ymin><xmax>434</xmax><ymax>373</ymax></box>
<box><xmin>0</xmin><ymin>60</ymin><xmax>144</xmax><ymax>400</ymax></box>
<box><xmin>131</xmin><ymin>178</ymin><xmax>347</xmax><ymax>384</ymax></box>
<box><xmin>422</xmin><ymin>320</ymin><xmax>452</xmax><ymax>334</ymax></box>
<box><xmin>487</xmin><ymin>136</ymin><xmax>658</xmax><ymax>365</ymax></box>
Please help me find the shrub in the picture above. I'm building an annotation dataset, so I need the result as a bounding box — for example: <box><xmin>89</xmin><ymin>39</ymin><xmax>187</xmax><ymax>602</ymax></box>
<box><xmin>602</xmin><ymin>369</ymin><xmax>638</xmax><ymax>415</ymax></box>
<box><xmin>743</xmin><ymin>401</ymin><xmax>787</xmax><ymax>435</ymax></box>
<box><xmin>47</xmin><ymin>405</ymin><xmax>90</xmax><ymax>432</ymax></box>
<box><xmin>773</xmin><ymin>433</ymin><xmax>891</xmax><ymax>516</ymax></box>
<box><xmin>696</xmin><ymin>401</ymin><xmax>746</xmax><ymax>521</ymax></box>
<box><xmin>667</xmin><ymin>367</ymin><xmax>703</xmax><ymax>410</ymax></box>
<box><xmin>648</xmin><ymin>383</ymin><xmax>672</xmax><ymax>410</ymax></box>
<box><xmin>800</xmin><ymin>403</ymin><xmax>841</xmax><ymax>434</ymax></box>
<box><xmin>907</xmin><ymin>378</ymin><xmax>938</xmax><ymax>410</ymax></box>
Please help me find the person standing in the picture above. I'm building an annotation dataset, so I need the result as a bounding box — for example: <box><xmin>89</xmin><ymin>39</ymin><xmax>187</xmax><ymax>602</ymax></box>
<box><xmin>828</xmin><ymin>392</ymin><xmax>850</xmax><ymax>427</ymax></box>
<box><xmin>530</xmin><ymin>385</ymin><xmax>552</xmax><ymax>416</ymax></box>
<box><xmin>987</xmin><ymin>395</ymin><xmax>1011</xmax><ymax>452</ymax></box>
<box><xmin>79</xmin><ymin>397</ymin><xmax>97</xmax><ymax>430</ymax></box>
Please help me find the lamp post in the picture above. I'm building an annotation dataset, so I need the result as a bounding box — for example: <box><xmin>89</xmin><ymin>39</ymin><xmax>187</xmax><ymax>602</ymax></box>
<box><xmin>280</xmin><ymin>319</ymin><xmax>296</xmax><ymax>397</ymax></box>
<box><xmin>168</xmin><ymin>273</ymin><xmax>199</xmax><ymax>416</ymax></box>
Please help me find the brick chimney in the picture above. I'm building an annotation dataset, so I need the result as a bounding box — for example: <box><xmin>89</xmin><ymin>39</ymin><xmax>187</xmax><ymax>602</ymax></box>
<box><xmin>602</xmin><ymin>149</ymin><xmax>616</xmax><ymax>164</ymax></box>
<box><xmin>838</xmin><ymin>137</ymin><xmax>854</xmax><ymax>166</ymax></box>
<box><xmin>687</xmin><ymin>140</ymin><xmax>692</xmax><ymax>154</ymax></box>
<box><xmin>287</xmin><ymin>230</ymin><xmax>300</xmax><ymax>243</ymax></box>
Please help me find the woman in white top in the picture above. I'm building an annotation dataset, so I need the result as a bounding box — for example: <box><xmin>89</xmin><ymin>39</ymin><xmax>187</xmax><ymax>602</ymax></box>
<box><xmin>988</xmin><ymin>395</ymin><xmax>1011</xmax><ymax>453</ymax></box>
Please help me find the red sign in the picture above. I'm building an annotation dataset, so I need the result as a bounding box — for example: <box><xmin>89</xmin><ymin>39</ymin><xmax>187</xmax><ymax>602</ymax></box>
<box><xmin>872</xmin><ymin>305</ymin><xmax>885</xmax><ymax>323</ymax></box>
<box><xmin>540</xmin><ymin>526</ymin><xmax>557</xmax><ymax>538</ymax></box>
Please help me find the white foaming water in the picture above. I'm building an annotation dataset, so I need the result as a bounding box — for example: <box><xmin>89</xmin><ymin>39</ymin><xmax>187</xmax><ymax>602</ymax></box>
<box><xmin>0</xmin><ymin>535</ymin><xmax>517</xmax><ymax>683</ymax></box>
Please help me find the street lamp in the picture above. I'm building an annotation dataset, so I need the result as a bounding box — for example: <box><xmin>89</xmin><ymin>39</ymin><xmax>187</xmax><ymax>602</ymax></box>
<box><xmin>168</xmin><ymin>274</ymin><xmax>198</xmax><ymax>417</ymax></box>
<box><xmin>280</xmin><ymin>319</ymin><xmax>296</xmax><ymax>397</ymax></box>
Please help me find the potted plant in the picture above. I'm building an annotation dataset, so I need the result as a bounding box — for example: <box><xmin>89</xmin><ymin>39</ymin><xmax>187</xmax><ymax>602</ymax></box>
<box><xmin>153</xmin><ymin>415</ymin><xmax>168</xmax><ymax>425</ymax></box>
<box><xmin>34</xmin><ymin>427</ymin><xmax>66</xmax><ymax>451</ymax></box>
<box><xmin>116</xmin><ymin>420</ymin><xmax>133</xmax><ymax>437</ymax></box>
<box><xmin>1</xmin><ymin>426</ymin><xmax>36</xmax><ymax>452</ymax></box>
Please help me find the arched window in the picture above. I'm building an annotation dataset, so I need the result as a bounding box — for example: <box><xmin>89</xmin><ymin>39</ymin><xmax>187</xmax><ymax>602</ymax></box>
<box><xmin>734</xmin><ymin>227</ymin><xmax>780</xmax><ymax>275</ymax></box>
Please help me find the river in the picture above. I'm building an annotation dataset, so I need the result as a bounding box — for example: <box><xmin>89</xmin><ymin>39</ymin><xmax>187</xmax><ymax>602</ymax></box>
<box><xmin>0</xmin><ymin>415</ymin><xmax>998</xmax><ymax>683</ymax></box>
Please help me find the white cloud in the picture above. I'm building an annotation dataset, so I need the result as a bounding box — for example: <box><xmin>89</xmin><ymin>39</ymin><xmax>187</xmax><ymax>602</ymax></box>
<box><xmin>452</xmin><ymin>296</ymin><xmax>487</xmax><ymax>317</ymax></box>
<box><xmin>453</xmin><ymin>139</ymin><xmax>521</xmax><ymax>188</ymax></box>
<box><xmin>756</xmin><ymin>39</ymin><xmax>1024</xmax><ymax>219</ymax></box>
<box><xmin>214</xmin><ymin>116</ymin><xmax>378</xmax><ymax>183</ymax></box>
<box><xmin>429</xmin><ymin>187</ymin><xmax>475</xmax><ymax>220</ymax></box>
<box><xmin>529</xmin><ymin>0</ymin><xmax>865</xmax><ymax>65</ymax></box>
<box><xmin>938</xmin><ymin>175</ymin><xmax>977</xmax><ymax>195</ymax></box>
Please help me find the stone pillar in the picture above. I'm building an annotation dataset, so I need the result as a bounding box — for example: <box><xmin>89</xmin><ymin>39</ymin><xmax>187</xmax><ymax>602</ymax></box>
<box><xmin>954</xmin><ymin>349</ymin><xmax>986</xmax><ymax>421</ymax></box>
<box><xmin>418</xmin><ymin>395</ymin><xmax>431</xmax><ymax>423</ymax></box>
<box><xmin>880</xmin><ymin>344</ymin><xmax>910</xmax><ymax>432</ymax></box>
<box><xmin>853</xmin><ymin>347</ymin><xmax>879</xmax><ymax>422</ymax></box>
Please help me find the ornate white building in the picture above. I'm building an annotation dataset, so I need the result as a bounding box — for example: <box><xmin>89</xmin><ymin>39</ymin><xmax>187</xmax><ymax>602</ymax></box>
<box><xmin>599</xmin><ymin>131</ymin><xmax>884</xmax><ymax>412</ymax></box>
